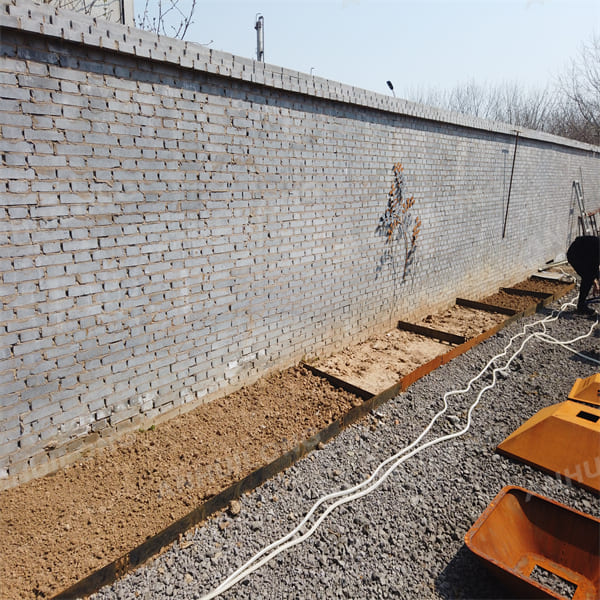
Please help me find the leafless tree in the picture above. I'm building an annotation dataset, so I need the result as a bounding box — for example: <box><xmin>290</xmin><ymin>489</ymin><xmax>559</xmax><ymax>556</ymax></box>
<box><xmin>42</xmin><ymin>0</ymin><xmax>121</xmax><ymax>23</ymax></box>
<box><xmin>493</xmin><ymin>83</ymin><xmax>559</xmax><ymax>131</ymax></box>
<box><xmin>558</xmin><ymin>34</ymin><xmax>600</xmax><ymax>145</ymax></box>
<box><xmin>406</xmin><ymin>33</ymin><xmax>600</xmax><ymax>145</ymax></box>
<box><xmin>43</xmin><ymin>0</ymin><xmax>197</xmax><ymax>39</ymax></box>
<box><xmin>407</xmin><ymin>80</ymin><xmax>558</xmax><ymax>132</ymax></box>
<box><xmin>447</xmin><ymin>80</ymin><xmax>496</xmax><ymax>119</ymax></box>
<box><xmin>135</xmin><ymin>0</ymin><xmax>197</xmax><ymax>39</ymax></box>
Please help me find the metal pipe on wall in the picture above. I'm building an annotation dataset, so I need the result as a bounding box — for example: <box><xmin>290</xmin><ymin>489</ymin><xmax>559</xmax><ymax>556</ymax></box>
<box><xmin>255</xmin><ymin>15</ymin><xmax>264</xmax><ymax>62</ymax></box>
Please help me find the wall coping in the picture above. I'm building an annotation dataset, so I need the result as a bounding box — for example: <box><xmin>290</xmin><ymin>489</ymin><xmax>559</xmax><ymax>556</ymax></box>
<box><xmin>1</xmin><ymin>0</ymin><xmax>599</xmax><ymax>154</ymax></box>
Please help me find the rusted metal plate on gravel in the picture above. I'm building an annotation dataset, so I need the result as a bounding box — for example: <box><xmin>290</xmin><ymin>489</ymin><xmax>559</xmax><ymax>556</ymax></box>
<box><xmin>465</xmin><ymin>486</ymin><xmax>600</xmax><ymax>599</ymax></box>
<box><xmin>568</xmin><ymin>373</ymin><xmax>600</xmax><ymax>407</ymax></box>
<box><xmin>497</xmin><ymin>401</ymin><xmax>600</xmax><ymax>494</ymax></box>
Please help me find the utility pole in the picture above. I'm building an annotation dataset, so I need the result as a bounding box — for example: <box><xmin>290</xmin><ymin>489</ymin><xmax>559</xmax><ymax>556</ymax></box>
<box><xmin>255</xmin><ymin>15</ymin><xmax>264</xmax><ymax>62</ymax></box>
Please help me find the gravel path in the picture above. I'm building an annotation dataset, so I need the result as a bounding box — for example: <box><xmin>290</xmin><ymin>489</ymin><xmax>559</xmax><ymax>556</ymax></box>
<box><xmin>92</xmin><ymin>296</ymin><xmax>599</xmax><ymax>600</ymax></box>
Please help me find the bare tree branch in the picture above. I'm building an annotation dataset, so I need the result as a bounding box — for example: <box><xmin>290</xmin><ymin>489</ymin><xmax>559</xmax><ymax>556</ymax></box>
<box><xmin>403</xmin><ymin>32</ymin><xmax>600</xmax><ymax>146</ymax></box>
<box><xmin>406</xmin><ymin>79</ymin><xmax>558</xmax><ymax>132</ymax></box>
<box><xmin>135</xmin><ymin>0</ymin><xmax>197</xmax><ymax>39</ymax></box>
<box><xmin>42</xmin><ymin>0</ymin><xmax>121</xmax><ymax>22</ymax></box>
<box><xmin>558</xmin><ymin>34</ymin><xmax>600</xmax><ymax>144</ymax></box>
<box><xmin>43</xmin><ymin>0</ymin><xmax>197</xmax><ymax>39</ymax></box>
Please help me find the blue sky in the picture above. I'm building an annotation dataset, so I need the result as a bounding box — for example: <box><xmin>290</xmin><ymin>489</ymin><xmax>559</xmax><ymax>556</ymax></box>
<box><xmin>137</xmin><ymin>0</ymin><xmax>599</xmax><ymax>99</ymax></box>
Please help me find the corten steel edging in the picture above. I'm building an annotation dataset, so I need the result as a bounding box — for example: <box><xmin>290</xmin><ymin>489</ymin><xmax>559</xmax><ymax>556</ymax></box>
<box><xmin>52</xmin><ymin>284</ymin><xmax>576</xmax><ymax>599</ymax></box>
<box><xmin>301</xmin><ymin>363</ymin><xmax>375</xmax><ymax>400</ymax></box>
<box><xmin>399</xmin><ymin>355</ymin><xmax>444</xmax><ymax>391</ymax></box>
<box><xmin>398</xmin><ymin>322</ymin><xmax>506</xmax><ymax>391</ymax></box>
<box><xmin>456</xmin><ymin>298</ymin><xmax>518</xmax><ymax>315</ymax></box>
<box><xmin>456</xmin><ymin>282</ymin><xmax>574</xmax><ymax>317</ymax></box>
<box><xmin>501</xmin><ymin>287</ymin><xmax>553</xmax><ymax>300</ymax></box>
<box><xmin>396</xmin><ymin>290</ymin><xmax>567</xmax><ymax>391</ymax></box>
<box><xmin>397</xmin><ymin>320</ymin><xmax>467</xmax><ymax>345</ymax></box>
<box><xmin>408</xmin><ymin>283</ymin><xmax>576</xmax><ymax>412</ymax></box>
<box><xmin>465</xmin><ymin>486</ymin><xmax>600</xmax><ymax>600</ymax></box>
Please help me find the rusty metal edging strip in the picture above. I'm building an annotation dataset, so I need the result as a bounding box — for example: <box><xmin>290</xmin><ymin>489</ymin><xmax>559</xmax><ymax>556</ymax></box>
<box><xmin>456</xmin><ymin>297</ymin><xmax>518</xmax><ymax>315</ymax></box>
<box><xmin>307</xmin><ymin>283</ymin><xmax>574</xmax><ymax>416</ymax></box>
<box><xmin>500</xmin><ymin>287</ymin><xmax>552</xmax><ymax>299</ymax></box>
<box><xmin>301</xmin><ymin>363</ymin><xmax>375</xmax><ymax>400</ymax></box>
<box><xmin>52</xmin><ymin>283</ymin><xmax>575</xmax><ymax>599</ymax></box>
<box><xmin>397</xmin><ymin>320</ymin><xmax>467</xmax><ymax>345</ymax></box>
<box><xmin>396</xmin><ymin>284</ymin><xmax>573</xmax><ymax>391</ymax></box>
<box><xmin>399</xmin><ymin>322</ymin><xmax>505</xmax><ymax>391</ymax></box>
<box><xmin>399</xmin><ymin>355</ymin><xmax>444</xmax><ymax>391</ymax></box>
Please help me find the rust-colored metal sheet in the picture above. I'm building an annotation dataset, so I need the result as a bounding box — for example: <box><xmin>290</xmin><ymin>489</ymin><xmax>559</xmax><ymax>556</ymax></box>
<box><xmin>399</xmin><ymin>322</ymin><xmax>508</xmax><ymax>391</ymax></box>
<box><xmin>497</xmin><ymin>401</ymin><xmax>600</xmax><ymax>493</ymax></box>
<box><xmin>456</xmin><ymin>297</ymin><xmax>517</xmax><ymax>315</ymax></box>
<box><xmin>396</xmin><ymin>320</ymin><xmax>466</xmax><ymax>345</ymax></box>
<box><xmin>568</xmin><ymin>373</ymin><xmax>600</xmax><ymax>407</ymax></box>
<box><xmin>501</xmin><ymin>287</ymin><xmax>552</xmax><ymax>300</ymax></box>
<box><xmin>399</xmin><ymin>354</ymin><xmax>443</xmax><ymax>391</ymax></box>
<box><xmin>301</xmin><ymin>363</ymin><xmax>374</xmax><ymax>401</ymax></box>
<box><xmin>465</xmin><ymin>486</ymin><xmax>600</xmax><ymax>600</ymax></box>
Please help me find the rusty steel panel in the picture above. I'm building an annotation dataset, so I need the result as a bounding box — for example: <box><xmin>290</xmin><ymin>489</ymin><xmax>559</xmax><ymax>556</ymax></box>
<box><xmin>496</xmin><ymin>401</ymin><xmax>600</xmax><ymax>494</ymax></box>
<box><xmin>465</xmin><ymin>486</ymin><xmax>600</xmax><ymax>600</ymax></box>
<box><xmin>396</xmin><ymin>320</ymin><xmax>467</xmax><ymax>345</ymax></box>
<box><xmin>456</xmin><ymin>297</ymin><xmax>518</xmax><ymax>315</ymax></box>
<box><xmin>568</xmin><ymin>373</ymin><xmax>600</xmax><ymax>407</ymax></box>
<box><xmin>501</xmin><ymin>287</ymin><xmax>552</xmax><ymax>299</ymax></box>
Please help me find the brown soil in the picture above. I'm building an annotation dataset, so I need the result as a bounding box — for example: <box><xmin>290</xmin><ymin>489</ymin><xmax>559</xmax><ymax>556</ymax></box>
<box><xmin>480</xmin><ymin>277</ymin><xmax>573</xmax><ymax>312</ymax></box>
<box><xmin>418</xmin><ymin>305</ymin><xmax>506</xmax><ymax>339</ymax></box>
<box><xmin>314</xmin><ymin>277</ymin><xmax>573</xmax><ymax>395</ymax></box>
<box><xmin>511</xmin><ymin>278</ymin><xmax>573</xmax><ymax>297</ymax></box>
<box><xmin>480</xmin><ymin>289</ymin><xmax>545</xmax><ymax>311</ymax></box>
<box><xmin>0</xmin><ymin>366</ymin><xmax>362</xmax><ymax>600</ymax></box>
<box><xmin>313</xmin><ymin>329</ymin><xmax>450</xmax><ymax>395</ymax></box>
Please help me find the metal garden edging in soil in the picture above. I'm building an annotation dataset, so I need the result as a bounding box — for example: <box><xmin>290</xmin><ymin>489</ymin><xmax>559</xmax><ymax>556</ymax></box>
<box><xmin>456</xmin><ymin>298</ymin><xmax>519</xmax><ymax>315</ymax></box>
<box><xmin>397</xmin><ymin>320</ymin><xmax>467</xmax><ymax>345</ymax></box>
<box><xmin>51</xmin><ymin>282</ymin><xmax>574</xmax><ymax>599</ymax></box>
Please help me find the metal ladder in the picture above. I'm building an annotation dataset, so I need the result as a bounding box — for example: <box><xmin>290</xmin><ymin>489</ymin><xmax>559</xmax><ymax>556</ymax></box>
<box><xmin>573</xmin><ymin>180</ymin><xmax>599</xmax><ymax>236</ymax></box>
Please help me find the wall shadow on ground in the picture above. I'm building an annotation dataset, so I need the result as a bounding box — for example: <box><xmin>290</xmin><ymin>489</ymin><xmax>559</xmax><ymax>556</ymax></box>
<box><xmin>434</xmin><ymin>544</ymin><xmax>508</xmax><ymax>599</ymax></box>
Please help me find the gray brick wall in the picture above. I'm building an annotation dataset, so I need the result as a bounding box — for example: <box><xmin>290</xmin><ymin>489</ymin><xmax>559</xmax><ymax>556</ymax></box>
<box><xmin>1</xmin><ymin>0</ymin><xmax>599</xmax><ymax>489</ymax></box>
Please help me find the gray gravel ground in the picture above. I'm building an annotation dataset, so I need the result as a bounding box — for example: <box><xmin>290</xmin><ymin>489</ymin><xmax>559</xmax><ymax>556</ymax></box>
<box><xmin>92</xmin><ymin>295</ymin><xmax>600</xmax><ymax>600</ymax></box>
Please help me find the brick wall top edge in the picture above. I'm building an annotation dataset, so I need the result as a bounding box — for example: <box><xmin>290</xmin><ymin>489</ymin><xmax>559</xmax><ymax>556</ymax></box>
<box><xmin>2</xmin><ymin>0</ymin><xmax>599</xmax><ymax>153</ymax></box>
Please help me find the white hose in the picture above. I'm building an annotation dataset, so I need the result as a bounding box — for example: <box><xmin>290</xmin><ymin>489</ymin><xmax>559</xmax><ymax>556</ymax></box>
<box><xmin>533</xmin><ymin>326</ymin><xmax>600</xmax><ymax>365</ymax></box>
<box><xmin>200</xmin><ymin>299</ymin><xmax>597</xmax><ymax>599</ymax></box>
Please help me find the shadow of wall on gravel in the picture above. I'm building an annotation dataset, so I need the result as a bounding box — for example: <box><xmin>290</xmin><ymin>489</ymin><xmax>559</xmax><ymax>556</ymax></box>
<box><xmin>434</xmin><ymin>544</ymin><xmax>508</xmax><ymax>599</ymax></box>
